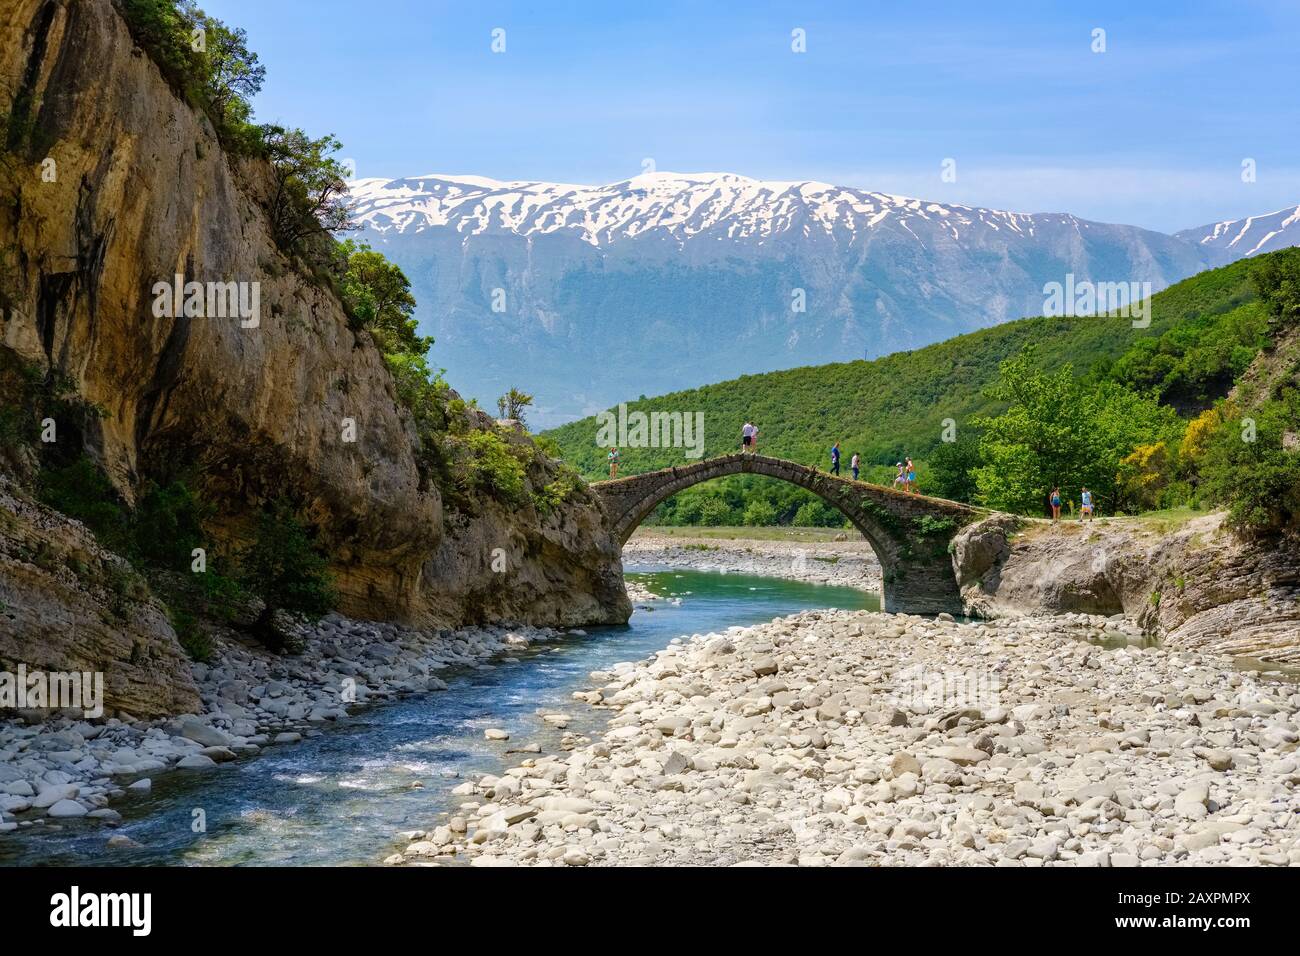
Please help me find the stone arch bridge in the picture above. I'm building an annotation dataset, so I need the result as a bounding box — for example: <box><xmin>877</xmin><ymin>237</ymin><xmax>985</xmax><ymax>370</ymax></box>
<box><xmin>590</xmin><ymin>453</ymin><xmax>985</xmax><ymax>615</ymax></box>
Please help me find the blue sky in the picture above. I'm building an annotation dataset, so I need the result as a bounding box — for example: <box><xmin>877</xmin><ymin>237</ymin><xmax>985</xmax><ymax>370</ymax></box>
<box><xmin>203</xmin><ymin>0</ymin><xmax>1299</xmax><ymax>232</ymax></box>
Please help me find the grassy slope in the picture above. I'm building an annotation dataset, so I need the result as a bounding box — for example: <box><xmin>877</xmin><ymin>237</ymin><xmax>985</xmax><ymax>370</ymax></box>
<box><xmin>546</xmin><ymin>257</ymin><xmax>1262</xmax><ymax>478</ymax></box>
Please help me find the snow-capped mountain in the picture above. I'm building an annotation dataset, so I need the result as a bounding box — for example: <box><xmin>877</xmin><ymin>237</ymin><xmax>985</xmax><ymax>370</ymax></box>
<box><xmin>351</xmin><ymin>171</ymin><xmax>1077</xmax><ymax>246</ymax></box>
<box><xmin>1175</xmin><ymin>205</ymin><xmax>1300</xmax><ymax>258</ymax></box>
<box><xmin>347</xmin><ymin>173</ymin><xmax>1281</xmax><ymax>427</ymax></box>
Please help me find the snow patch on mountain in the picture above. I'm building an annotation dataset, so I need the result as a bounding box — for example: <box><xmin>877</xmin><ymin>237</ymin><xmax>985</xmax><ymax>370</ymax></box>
<box><xmin>1176</xmin><ymin>205</ymin><xmax>1300</xmax><ymax>258</ymax></box>
<box><xmin>347</xmin><ymin>172</ymin><xmax>1078</xmax><ymax>248</ymax></box>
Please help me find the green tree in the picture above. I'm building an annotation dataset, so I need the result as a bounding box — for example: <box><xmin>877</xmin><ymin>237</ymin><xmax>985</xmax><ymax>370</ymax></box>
<box><xmin>261</xmin><ymin>126</ymin><xmax>352</xmax><ymax>252</ymax></box>
<box><xmin>972</xmin><ymin>351</ymin><xmax>1090</xmax><ymax>513</ymax></box>
<box><xmin>240</xmin><ymin>499</ymin><xmax>336</xmax><ymax>647</ymax></box>
<box><xmin>202</xmin><ymin>16</ymin><xmax>265</xmax><ymax>131</ymax></box>
<box><xmin>1251</xmin><ymin>246</ymin><xmax>1300</xmax><ymax>328</ymax></box>
<box><xmin>926</xmin><ymin>432</ymin><xmax>983</xmax><ymax>503</ymax></box>
<box><xmin>338</xmin><ymin>240</ymin><xmax>429</xmax><ymax>355</ymax></box>
<box><xmin>742</xmin><ymin>499</ymin><xmax>777</xmax><ymax>526</ymax></box>
<box><xmin>496</xmin><ymin>387</ymin><xmax>535</xmax><ymax>426</ymax></box>
<box><xmin>697</xmin><ymin>496</ymin><xmax>735</xmax><ymax>526</ymax></box>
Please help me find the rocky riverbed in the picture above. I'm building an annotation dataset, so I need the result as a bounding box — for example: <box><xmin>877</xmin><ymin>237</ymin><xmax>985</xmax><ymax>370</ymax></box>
<box><xmin>397</xmin><ymin>608</ymin><xmax>1300</xmax><ymax>867</ymax></box>
<box><xmin>1</xmin><ymin>616</ymin><xmax>568</xmax><ymax>839</ymax></box>
<box><xmin>624</xmin><ymin>531</ymin><xmax>880</xmax><ymax>591</ymax></box>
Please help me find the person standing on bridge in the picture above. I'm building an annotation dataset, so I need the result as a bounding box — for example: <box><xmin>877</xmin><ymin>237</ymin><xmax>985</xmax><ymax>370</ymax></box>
<box><xmin>850</xmin><ymin>452</ymin><xmax>860</xmax><ymax>480</ymax></box>
<box><xmin>905</xmin><ymin>457</ymin><xmax>917</xmax><ymax>493</ymax></box>
<box><xmin>607</xmin><ymin>447</ymin><xmax>620</xmax><ymax>478</ymax></box>
<box><xmin>741</xmin><ymin>421</ymin><xmax>756</xmax><ymax>454</ymax></box>
<box><xmin>830</xmin><ymin>442</ymin><xmax>841</xmax><ymax>475</ymax></box>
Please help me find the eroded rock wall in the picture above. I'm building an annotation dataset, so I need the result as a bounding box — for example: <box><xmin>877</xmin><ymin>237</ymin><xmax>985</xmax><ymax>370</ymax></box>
<box><xmin>0</xmin><ymin>0</ymin><xmax>629</xmax><ymax>717</ymax></box>
<box><xmin>952</xmin><ymin>513</ymin><xmax>1300</xmax><ymax>663</ymax></box>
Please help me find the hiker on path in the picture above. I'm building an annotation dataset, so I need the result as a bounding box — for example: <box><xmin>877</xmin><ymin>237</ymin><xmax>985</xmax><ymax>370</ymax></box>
<box><xmin>905</xmin><ymin>457</ymin><xmax>917</xmax><ymax>493</ymax></box>
<box><xmin>850</xmin><ymin>452</ymin><xmax>860</xmax><ymax>481</ymax></box>
<box><xmin>608</xmin><ymin>447</ymin><xmax>620</xmax><ymax>478</ymax></box>
<box><xmin>1050</xmin><ymin>487</ymin><xmax>1062</xmax><ymax>522</ymax></box>
<box><xmin>741</xmin><ymin>421</ymin><xmax>756</xmax><ymax>454</ymax></box>
<box><xmin>1080</xmin><ymin>487</ymin><xmax>1094</xmax><ymax>521</ymax></box>
<box><xmin>893</xmin><ymin>462</ymin><xmax>906</xmax><ymax>489</ymax></box>
<box><xmin>830</xmin><ymin>442</ymin><xmax>841</xmax><ymax>475</ymax></box>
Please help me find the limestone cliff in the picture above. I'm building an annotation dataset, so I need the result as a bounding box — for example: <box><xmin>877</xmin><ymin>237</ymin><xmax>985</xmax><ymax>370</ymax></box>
<box><xmin>0</xmin><ymin>475</ymin><xmax>200</xmax><ymax>718</ymax></box>
<box><xmin>951</xmin><ymin>512</ymin><xmax>1300</xmax><ymax>664</ymax></box>
<box><xmin>0</xmin><ymin>0</ymin><xmax>629</xmax><ymax>715</ymax></box>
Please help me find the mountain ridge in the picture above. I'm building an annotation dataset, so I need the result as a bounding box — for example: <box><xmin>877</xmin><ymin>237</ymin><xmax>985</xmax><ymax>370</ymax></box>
<box><xmin>348</xmin><ymin>172</ymin><xmax>1295</xmax><ymax>428</ymax></box>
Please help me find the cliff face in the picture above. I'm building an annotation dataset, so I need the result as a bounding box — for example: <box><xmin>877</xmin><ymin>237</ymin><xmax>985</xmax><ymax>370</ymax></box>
<box><xmin>0</xmin><ymin>475</ymin><xmax>201</xmax><ymax>718</ymax></box>
<box><xmin>0</xmin><ymin>0</ymin><xmax>629</xmax><ymax>716</ymax></box>
<box><xmin>952</xmin><ymin>513</ymin><xmax>1300</xmax><ymax>664</ymax></box>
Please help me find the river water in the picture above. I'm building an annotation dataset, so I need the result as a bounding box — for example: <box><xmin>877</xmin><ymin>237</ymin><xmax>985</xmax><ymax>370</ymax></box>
<box><xmin>1</xmin><ymin>569</ymin><xmax>877</xmax><ymax>867</ymax></box>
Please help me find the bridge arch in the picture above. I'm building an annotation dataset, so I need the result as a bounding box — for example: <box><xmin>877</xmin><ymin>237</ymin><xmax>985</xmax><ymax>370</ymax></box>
<box><xmin>590</xmin><ymin>453</ymin><xmax>982</xmax><ymax>615</ymax></box>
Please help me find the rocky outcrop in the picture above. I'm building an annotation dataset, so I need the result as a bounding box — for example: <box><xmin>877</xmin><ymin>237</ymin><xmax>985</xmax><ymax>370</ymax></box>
<box><xmin>951</xmin><ymin>512</ymin><xmax>1300</xmax><ymax>663</ymax></box>
<box><xmin>0</xmin><ymin>477</ymin><xmax>200</xmax><ymax>718</ymax></box>
<box><xmin>0</xmin><ymin>0</ymin><xmax>437</xmax><ymax>618</ymax></box>
<box><xmin>0</xmin><ymin>0</ymin><xmax>629</xmax><ymax>717</ymax></box>
<box><xmin>422</xmin><ymin>483</ymin><xmax>630</xmax><ymax>628</ymax></box>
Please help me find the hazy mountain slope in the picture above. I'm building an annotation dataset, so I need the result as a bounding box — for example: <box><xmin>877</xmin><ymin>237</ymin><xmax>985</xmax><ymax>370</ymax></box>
<box><xmin>543</xmin><ymin>255</ymin><xmax>1265</xmax><ymax>478</ymax></box>
<box><xmin>1176</xmin><ymin>205</ymin><xmax>1300</xmax><ymax>259</ymax></box>
<box><xmin>349</xmin><ymin>173</ymin><xmax>1232</xmax><ymax>427</ymax></box>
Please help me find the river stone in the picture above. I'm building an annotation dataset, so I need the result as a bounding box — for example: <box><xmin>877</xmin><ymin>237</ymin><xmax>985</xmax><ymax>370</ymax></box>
<box><xmin>178</xmin><ymin>719</ymin><xmax>231</xmax><ymax>748</ymax></box>
<box><xmin>47</xmin><ymin>799</ymin><xmax>89</xmax><ymax>817</ymax></box>
<box><xmin>931</xmin><ymin>745</ymin><xmax>989</xmax><ymax>766</ymax></box>
<box><xmin>32</xmin><ymin>784</ymin><xmax>79</xmax><ymax>808</ymax></box>
<box><xmin>176</xmin><ymin>754</ymin><xmax>217</xmax><ymax>769</ymax></box>
<box><xmin>662</xmin><ymin>751</ymin><xmax>690</xmax><ymax>775</ymax></box>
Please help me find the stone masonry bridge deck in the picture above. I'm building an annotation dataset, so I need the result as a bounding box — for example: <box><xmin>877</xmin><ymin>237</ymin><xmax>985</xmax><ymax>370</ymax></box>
<box><xmin>590</xmin><ymin>453</ymin><xmax>986</xmax><ymax>615</ymax></box>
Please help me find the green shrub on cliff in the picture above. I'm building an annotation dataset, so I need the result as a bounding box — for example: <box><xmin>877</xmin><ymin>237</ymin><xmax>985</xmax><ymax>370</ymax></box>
<box><xmin>338</xmin><ymin>240</ymin><xmax>430</xmax><ymax>356</ymax></box>
<box><xmin>133</xmin><ymin>478</ymin><xmax>212</xmax><ymax>569</ymax></box>
<box><xmin>464</xmin><ymin>430</ymin><xmax>528</xmax><ymax>505</ymax></box>
<box><xmin>37</xmin><ymin>456</ymin><xmax>131</xmax><ymax>554</ymax></box>
<box><xmin>239</xmin><ymin>499</ymin><xmax>337</xmax><ymax>646</ymax></box>
<box><xmin>532</xmin><ymin>471</ymin><xmax>582</xmax><ymax>517</ymax></box>
<box><xmin>1198</xmin><ymin>391</ymin><xmax>1300</xmax><ymax>534</ymax></box>
<box><xmin>117</xmin><ymin>0</ymin><xmax>264</xmax><ymax>148</ymax></box>
<box><xmin>118</xmin><ymin>2</ymin><xmax>351</xmax><ymax>262</ymax></box>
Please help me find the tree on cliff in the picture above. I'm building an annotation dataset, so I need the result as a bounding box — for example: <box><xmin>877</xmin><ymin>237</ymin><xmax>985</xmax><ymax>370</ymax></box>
<box><xmin>496</xmin><ymin>388</ymin><xmax>534</xmax><ymax>426</ymax></box>
<box><xmin>119</xmin><ymin>1</ymin><xmax>263</xmax><ymax>145</ymax></box>
<box><xmin>262</xmin><ymin>126</ymin><xmax>353</xmax><ymax>255</ymax></box>
<box><xmin>240</xmin><ymin>500</ymin><xmax>337</xmax><ymax>650</ymax></box>
<box><xmin>338</xmin><ymin>240</ymin><xmax>431</xmax><ymax>356</ymax></box>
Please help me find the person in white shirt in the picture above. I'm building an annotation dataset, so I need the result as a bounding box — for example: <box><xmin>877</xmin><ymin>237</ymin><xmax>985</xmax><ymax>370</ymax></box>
<box><xmin>741</xmin><ymin>421</ymin><xmax>756</xmax><ymax>454</ymax></box>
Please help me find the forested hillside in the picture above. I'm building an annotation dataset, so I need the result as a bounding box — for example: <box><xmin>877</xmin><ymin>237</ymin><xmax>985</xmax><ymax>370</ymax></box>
<box><xmin>547</xmin><ymin>250</ymin><xmax>1298</xmax><ymax>531</ymax></box>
